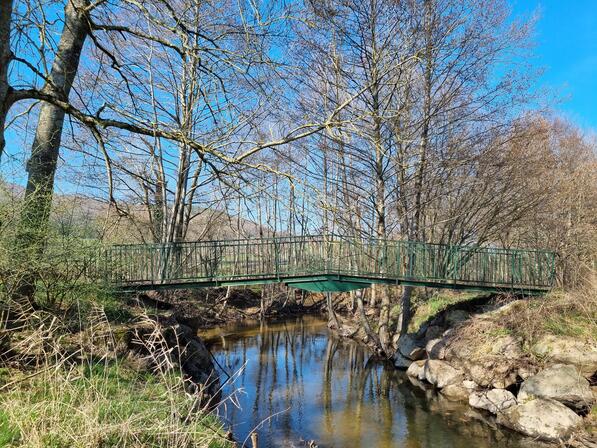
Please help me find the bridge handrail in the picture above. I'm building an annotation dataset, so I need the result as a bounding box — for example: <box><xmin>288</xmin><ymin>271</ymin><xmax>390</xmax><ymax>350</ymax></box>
<box><xmin>94</xmin><ymin>235</ymin><xmax>556</xmax><ymax>291</ymax></box>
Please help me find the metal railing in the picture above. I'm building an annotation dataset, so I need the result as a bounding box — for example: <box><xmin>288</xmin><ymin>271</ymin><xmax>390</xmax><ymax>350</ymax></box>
<box><xmin>93</xmin><ymin>235</ymin><xmax>556</xmax><ymax>292</ymax></box>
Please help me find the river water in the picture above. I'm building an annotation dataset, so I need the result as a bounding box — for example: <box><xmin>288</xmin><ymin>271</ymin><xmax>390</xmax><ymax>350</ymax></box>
<box><xmin>201</xmin><ymin>316</ymin><xmax>539</xmax><ymax>448</ymax></box>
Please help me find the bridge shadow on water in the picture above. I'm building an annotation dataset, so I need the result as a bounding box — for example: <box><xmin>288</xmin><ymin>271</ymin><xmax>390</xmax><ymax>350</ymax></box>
<box><xmin>201</xmin><ymin>316</ymin><xmax>542</xmax><ymax>448</ymax></box>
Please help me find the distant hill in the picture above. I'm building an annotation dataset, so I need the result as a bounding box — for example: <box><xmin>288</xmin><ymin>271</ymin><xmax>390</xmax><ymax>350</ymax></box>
<box><xmin>0</xmin><ymin>181</ymin><xmax>268</xmax><ymax>243</ymax></box>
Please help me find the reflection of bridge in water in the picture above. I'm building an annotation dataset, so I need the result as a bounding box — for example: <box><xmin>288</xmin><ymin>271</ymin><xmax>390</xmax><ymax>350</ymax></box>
<box><xmin>98</xmin><ymin>235</ymin><xmax>555</xmax><ymax>294</ymax></box>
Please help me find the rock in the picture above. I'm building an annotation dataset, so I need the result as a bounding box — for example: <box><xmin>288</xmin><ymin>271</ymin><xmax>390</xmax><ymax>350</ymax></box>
<box><xmin>496</xmin><ymin>398</ymin><xmax>582</xmax><ymax>441</ymax></box>
<box><xmin>469</xmin><ymin>389</ymin><xmax>517</xmax><ymax>414</ymax></box>
<box><xmin>441</xmin><ymin>383</ymin><xmax>471</xmax><ymax>402</ymax></box>
<box><xmin>406</xmin><ymin>360</ymin><xmax>426</xmax><ymax>379</ymax></box>
<box><xmin>518</xmin><ymin>364</ymin><xmax>594</xmax><ymax>412</ymax></box>
<box><xmin>462</xmin><ymin>380</ymin><xmax>478</xmax><ymax>390</ymax></box>
<box><xmin>442</xmin><ymin>328</ymin><xmax>454</xmax><ymax>338</ymax></box>
<box><xmin>425</xmin><ymin>325</ymin><xmax>444</xmax><ymax>341</ymax></box>
<box><xmin>131</xmin><ymin>321</ymin><xmax>220</xmax><ymax>400</ymax></box>
<box><xmin>397</xmin><ymin>334</ymin><xmax>425</xmax><ymax>361</ymax></box>
<box><xmin>444</xmin><ymin>334</ymin><xmax>523</xmax><ymax>389</ymax></box>
<box><xmin>517</xmin><ymin>365</ymin><xmax>537</xmax><ymax>380</ymax></box>
<box><xmin>452</xmin><ymin>358</ymin><xmax>517</xmax><ymax>390</ymax></box>
<box><xmin>476</xmin><ymin>300</ymin><xmax>524</xmax><ymax>320</ymax></box>
<box><xmin>424</xmin><ymin>360</ymin><xmax>464</xmax><ymax>388</ymax></box>
<box><xmin>426</xmin><ymin>338</ymin><xmax>447</xmax><ymax>359</ymax></box>
<box><xmin>532</xmin><ymin>335</ymin><xmax>597</xmax><ymax>378</ymax></box>
<box><xmin>406</xmin><ymin>375</ymin><xmax>429</xmax><ymax>391</ymax></box>
<box><xmin>394</xmin><ymin>352</ymin><xmax>412</xmax><ymax>370</ymax></box>
<box><xmin>445</xmin><ymin>309</ymin><xmax>470</xmax><ymax>327</ymax></box>
<box><xmin>490</xmin><ymin>335</ymin><xmax>524</xmax><ymax>360</ymax></box>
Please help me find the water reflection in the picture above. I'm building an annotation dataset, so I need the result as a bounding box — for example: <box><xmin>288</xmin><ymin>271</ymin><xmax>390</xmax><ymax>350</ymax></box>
<box><xmin>201</xmin><ymin>316</ymin><xmax>542</xmax><ymax>448</ymax></box>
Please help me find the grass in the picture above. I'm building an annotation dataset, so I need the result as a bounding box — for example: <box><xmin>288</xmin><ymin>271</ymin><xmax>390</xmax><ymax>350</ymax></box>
<box><xmin>408</xmin><ymin>291</ymin><xmax>482</xmax><ymax>331</ymax></box>
<box><xmin>495</xmin><ymin>284</ymin><xmax>597</xmax><ymax>344</ymax></box>
<box><xmin>403</xmin><ymin>277</ymin><xmax>596</xmax><ymax>345</ymax></box>
<box><xmin>0</xmin><ymin>283</ymin><xmax>233</xmax><ymax>448</ymax></box>
<box><xmin>0</xmin><ymin>361</ymin><xmax>231</xmax><ymax>448</ymax></box>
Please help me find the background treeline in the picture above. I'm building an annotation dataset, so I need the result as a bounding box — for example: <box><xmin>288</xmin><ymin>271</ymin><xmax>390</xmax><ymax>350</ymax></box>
<box><xmin>0</xmin><ymin>0</ymin><xmax>595</xmax><ymax>347</ymax></box>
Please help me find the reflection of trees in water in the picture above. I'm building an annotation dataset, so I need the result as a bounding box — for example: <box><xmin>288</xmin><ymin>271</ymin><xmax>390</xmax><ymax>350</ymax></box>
<box><xmin>213</xmin><ymin>318</ymin><xmax>529</xmax><ymax>448</ymax></box>
<box><xmin>216</xmin><ymin>317</ymin><xmax>327</xmax><ymax>442</ymax></box>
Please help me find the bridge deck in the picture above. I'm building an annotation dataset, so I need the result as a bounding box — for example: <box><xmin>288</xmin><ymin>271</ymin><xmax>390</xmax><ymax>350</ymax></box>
<box><xmin>98</xmin><ymin>236</ymin><xmax>556</xmax><ymax>294</ymax></box>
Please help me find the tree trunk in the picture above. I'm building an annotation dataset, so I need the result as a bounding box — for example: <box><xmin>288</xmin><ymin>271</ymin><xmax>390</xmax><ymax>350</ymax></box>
<box><xmin>355</xmin><ymin>289</ymin><xmax>383</xmax><ymax>354</ymax></box>
<box><xmin>13</xmin><ymin>0</ymin><xmax>89</xmax><ymax>302</ymax></box>
<box><xmin>399</xmin><ymin>285</ymin><xmax>413</xmax><ymax>335</ymax></box>
<box><xmin>397</xmin><ymin>0</ymin><xmax>434</xmax><ymax>337</ymax></box>
<box><xmin>326</xmin><ymin>291</ymin><xmax>340</xmax><ymax>329</ymax></box>
<box><xmin>0</xmin><ymin>0</ymin><xmax>14</xmax><ymax>161</ymax></box>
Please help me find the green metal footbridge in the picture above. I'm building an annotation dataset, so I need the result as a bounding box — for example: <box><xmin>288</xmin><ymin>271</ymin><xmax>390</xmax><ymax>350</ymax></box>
<box><xmin>97</xmin><ymin>236</ymin><xmax>555</xmax><ymax>294</ymax></box>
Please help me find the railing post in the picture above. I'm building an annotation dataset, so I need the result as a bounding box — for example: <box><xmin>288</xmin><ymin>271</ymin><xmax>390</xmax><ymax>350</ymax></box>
<box><xmin>274</xmin><ymin>240</ymin><xmax>280</xmax><ymax>280</ymax></box>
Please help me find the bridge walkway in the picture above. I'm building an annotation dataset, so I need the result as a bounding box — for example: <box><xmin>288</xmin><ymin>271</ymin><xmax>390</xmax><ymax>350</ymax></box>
<box><xmin>97</xmin><ymin>236</ymin><xmax>555</xmax><ymax>294</ymax></box>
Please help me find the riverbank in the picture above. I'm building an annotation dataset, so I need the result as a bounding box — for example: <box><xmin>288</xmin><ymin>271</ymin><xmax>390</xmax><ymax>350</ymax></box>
<box><xmin>0</xmin><ymin>295</ymin><xmax>236</xmax><ymax>447</ymax></box>
<box><xmin>2</xmin><ymin>284</ymin><xmax>593</xmax><ymax>447</ymax></box>
<box><xmin>134</xmin><ymin>284</ymin><xmax>596</xmax><ymax>446</ymax></box>
<box><xmin>0</xmin><ymin>286</ymin><xmax>325</xmax><ymax>447</ymax></box>
<box><xmin>331</xmin><ymin>287</ymin><xmax>597</xmax><ymax>446</ymax></box>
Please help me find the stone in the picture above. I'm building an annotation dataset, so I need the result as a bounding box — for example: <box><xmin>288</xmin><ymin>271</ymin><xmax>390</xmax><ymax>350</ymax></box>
<box><xmin>441</xmin><ymin>383</ymin><xmax>471</xmax><ymax>402</ymax></box>
<box><xmin>442</xmin><ymin>328</ymin><xmax>454</xmax><ymax>338</ymax></box>
<box><xmin>406</xmin><ymin>375</ymin><xmax>429</xmax><ymax>391</ymax></box>
<box><xmin>518</xmin><ymin>364</ymin><xmax>594</xmax><ymax>412</ymax></box>
<box><xmin>532</xmin><ymin>335</ymin><xmax>597</xmax><ymax>378</ymax></box>
<box><xmin>469</xmin><ymin>389</ymin><xmax>517</xmax><ymax>414</ymax></box>
<box><xmin>517</xmin><ymin>365</ymin><xmax>537</xmax><ymax>380</ymax></box>
<box><xmin>496</xmin><ymin>398</ymin><xmax>582</xmax><ymax>441</ymax></box>
<box><xmin>453</xmin><ymin>358</ymin><xmax>517</xmax><ymax>389</ymax></box>
<box><xmin>489</xmin><ymin>335</ymin><xmax>524</xmax><ymax>360</ymax></box>
<box><xmin>394</xmin><ymin>352</ymin><xmax>412</xmax><ymax>370</ymax></box>
<box><xmin>444</xmin><ymin>334</ymin><xmax>523</xmax><ymax>389</ymax></box>
<box><xmin>444</xmin><ymin>309</ymin><xmax>470</xmax><ymax>327</ymax></box>
<box><xmin>462</xmin><ymin>380</ymin><xmax>478</xmax><ymax>390</ymax></box>
<box><xmin>424</xmin><ymin>360</ymin><xmax>464</xmax><ymax>388</ymax></box>
<box><xmin>406</xmin><ymin>360</ymin><xmax>426</xmax><ymax>379</ymax></box>
<box><xmin>397</xmin><ymin>334</ymin><xmax>426</xmax><ymax>361</ymax></box>
<box><xmin>425</xmin><ymin>325</ymin><xmax>444</xmax><ymax>341</ymax></box>
<box><xmin>426</xmin><ymin>338</ymin><xmax>446</xmax><ymax>360</ymax></box>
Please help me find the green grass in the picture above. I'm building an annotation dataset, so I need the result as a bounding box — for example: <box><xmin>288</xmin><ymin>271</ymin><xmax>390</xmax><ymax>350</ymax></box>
<box><xmin>409</xmin><ymin>291</ymin><xmax>481</xmax><ymax>331</ymax></box>
<box><xmin>0</xmin><ymin>410</ymin><xmax>19</xmax><ymax>447</ymax></box>
<box><xmin>0</xmin><ymin>362</ymin><xmax>231</xmax><ymax>448</ymax></box>
<box><xmin>494</xmin><ymin>287</ymin><xmax>597</xmax><ymax>343</ymax></box>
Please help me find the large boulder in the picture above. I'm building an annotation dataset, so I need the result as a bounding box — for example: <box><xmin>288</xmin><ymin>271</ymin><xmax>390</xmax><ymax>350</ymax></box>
<box><xmin>444</xmin><ymin>333</ymin><xmax>524</xmax><ymax>389</ymax></box>
<box><xmin>532</xmin><ymin>335</ymin><xmax>597</xmax><ymax>378</ymax></box>
<box><xmin>444</xmin><ymin>309</ymin><xmax>470</xmax><ymax>327</ymax></box>
<box><xmin>518</xmin><ymin>364</ymin><xmax>594</xmax><ymax>412</ymax></box>
<box><xmin>469</xmin><ymin>389</ymin><xmax>517</xmax><ymax>414</ymax></box>
<box><xmin>406</xmin><ymin>360</ymin><xmax>426</xmax><ymax>380</ymax></box>
<box><xmin>424</xmin><ymin>325</ymin><xmax>444</xmax><ymax>341</ymax></box>
<box><xmin>441</xmin><ymin>383</ymin><xmax>471</xmax><ymax>402</ymax></box>
<box><xmin>394</xmin><ymin>352</ymin><xmax>413</xmax><ymax>370</ymax></box>
<box><xmin>424</xmin><ymin>360</ymin><xmax>464</xmax><ymax>388</ymax></box>
<box><xmin>426</xmin><ymin>338</ymin><xmax>447</xmax><ymax>360</ymax></box>
<box><xmin>468</xmin><ymin>361</ymin><xmax>518</xmax><ymax>390</ymax></box>
<box><xmin>496</xmin><ymin>398</ymin><xmax>582</xmax><ymax>441</ymax></box>
<box><xmin>397</xmin><ymin>334</ymin><xmax>426</xmax><ymax>361</ymax></box>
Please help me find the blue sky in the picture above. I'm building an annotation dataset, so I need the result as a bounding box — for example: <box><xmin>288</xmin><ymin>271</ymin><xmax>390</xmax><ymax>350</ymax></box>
<box><xmin>513</xmin><ymin>0</ymin><xmax>597</xmax><ymax>130</ymax></box>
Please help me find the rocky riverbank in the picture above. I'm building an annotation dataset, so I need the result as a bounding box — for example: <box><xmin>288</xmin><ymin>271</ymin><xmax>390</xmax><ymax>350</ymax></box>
<box><xmin>144</xmin><ymin>287</ymin><xmax>596</xmax><ymax>446</ymax></box>
<box><xmin>391</xmin><ymin>298</ymin><xmax>596</xmax><ymax>446</ymax></box>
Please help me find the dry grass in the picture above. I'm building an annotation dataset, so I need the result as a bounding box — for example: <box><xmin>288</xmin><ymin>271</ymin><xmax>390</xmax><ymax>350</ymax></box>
<box><xmin>0</xmin><ymin>306</ymin><xmax>232</xmax><ymax>448</ymax></box>
<box><xmin>496</xmin><ymin>276</ymin><xmax>597</xmax><ymax>345</ymax></box>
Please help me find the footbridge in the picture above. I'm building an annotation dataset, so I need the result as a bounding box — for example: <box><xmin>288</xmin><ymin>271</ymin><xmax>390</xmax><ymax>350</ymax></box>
<box><xmin>97</xmin><ymin>236</ymin><xmax>556</xmax><ymax>294</ymax></box>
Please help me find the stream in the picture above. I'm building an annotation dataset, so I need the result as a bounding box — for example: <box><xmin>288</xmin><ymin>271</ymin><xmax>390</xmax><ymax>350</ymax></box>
<box><xmin>200</xmin><ymin>316</ymin><xmax>540</xmax><ymax>448</ymax></box>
